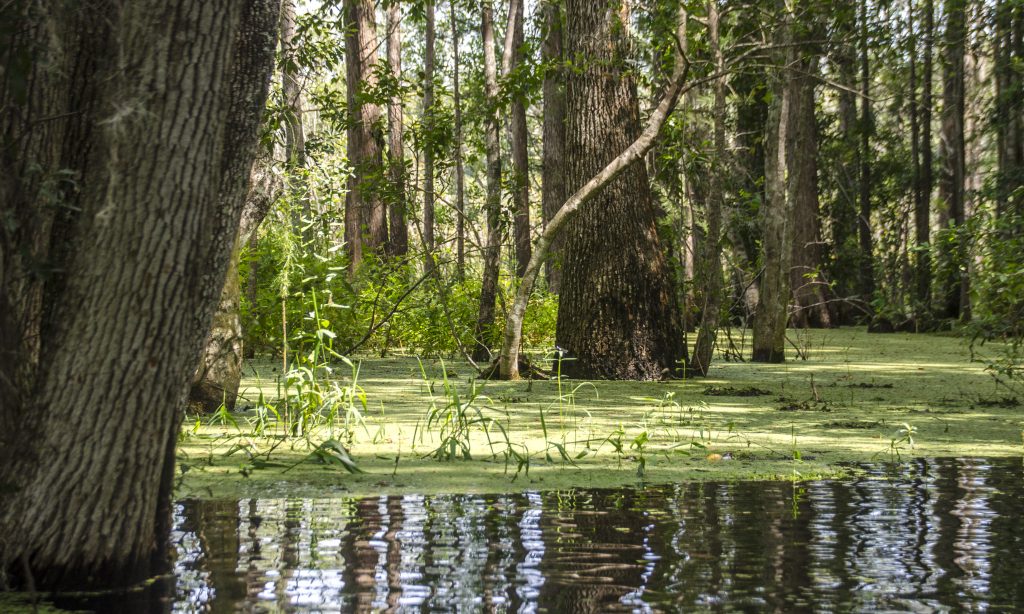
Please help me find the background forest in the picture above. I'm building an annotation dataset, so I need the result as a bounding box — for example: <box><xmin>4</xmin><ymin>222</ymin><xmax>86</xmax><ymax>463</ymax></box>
<box><xmin>191</xmin><ymin>0</ymin><xmax>1024</xmax><ymax>413</ymax></box>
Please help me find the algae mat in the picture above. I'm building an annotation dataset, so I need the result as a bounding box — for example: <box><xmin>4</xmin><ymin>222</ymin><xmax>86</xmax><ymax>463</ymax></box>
<box><xmin>175</xmin><ymin>328</ymin><xmax>1024</xmax><ymax>499</ymax></box>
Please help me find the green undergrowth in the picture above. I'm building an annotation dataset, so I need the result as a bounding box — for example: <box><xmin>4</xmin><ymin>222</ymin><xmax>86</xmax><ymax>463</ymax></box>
<box><xmin>175</xmin><ymin>328</ymin><xmax>1024</xmax><ymax>499</ymax></box>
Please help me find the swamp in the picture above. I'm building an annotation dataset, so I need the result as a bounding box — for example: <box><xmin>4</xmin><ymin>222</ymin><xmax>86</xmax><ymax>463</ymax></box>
<box><xmin>3</xmin><ymin>0</ymin><xmax>1024</xmax><ymax>611</ymax></box>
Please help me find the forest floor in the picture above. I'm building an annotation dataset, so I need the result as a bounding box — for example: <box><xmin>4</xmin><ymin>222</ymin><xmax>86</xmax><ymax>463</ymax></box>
<box><xmin>175</xmin><ymin>328</ymin><xmax>1024</xmax><ymax>499</ymax></box>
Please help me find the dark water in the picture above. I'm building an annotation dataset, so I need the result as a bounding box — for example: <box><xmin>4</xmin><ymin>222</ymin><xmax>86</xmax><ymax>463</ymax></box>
<box><xmin>94</xmin><ymin>458</ymin><xmax>1024</xmax><ymax>612</ymax></box>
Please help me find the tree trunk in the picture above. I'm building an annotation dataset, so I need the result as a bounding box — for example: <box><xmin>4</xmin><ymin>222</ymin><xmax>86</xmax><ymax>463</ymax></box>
<box><xmin>789</xmin><ymin>38</ymin><xmax>835</xmax><ymax>329</ymax></box>
<box><xmin>510</xmin><ymin>0</ymin><xmax>531</xmax><ymax>278</ymax></box>
<box><xmin>857</xmin><ymin>0</ymin><xmax>875</xmax><ymax>306</ymax></box>
<box><xmin>938</xmin><ymin>0</ymin><xmax>969</xmax><ymax>320</ymax></box>
<box><xmin>554</xmin><ymin>0</ymin><xmax>685</xmax><ymax>380</ymax></box>
<box><xmin>423</xmin><ymin>0</ymin><xmax>437</xmax><ymax>268</ymax></box>
<box><xmin>919</xmin><ymin>0</ymin><xmax>935</xmax><ymax>312</ymax></box>
<box><xmin>189</xmin><ymin>161</ymin><xmax>280</xmax><ymax>413</ymax></box>
<box><xmin>691</xmin><ymin>0</ymin><xmax>727</xmax><ymax>376</ymax></box>
<box><xmin>280</xmin><ymin>0</ymin><xmax>309</xmax><ymax>244</ymax></box>
<box><xmin>541</xmin><ymin>0</ymin><xmax>567</xmax><ymax>293</ymax></box>
<box><xmin>472</xmin><ymin>0</ymin><xmax>503</xmax><ymax>362</ymax></box>
<box><xmin>344</xmin><ymin>0</ymin><xmax>387</xmax><ymax>272</ymax></box>
<box><xmin>752</xmin><ymin>21</ymin><xmax>795</xmax><ymax>364</ymax></box>
<box><xmin>386</xmin><ymin>1</ymin><xmax>409</xmax><ymax>257</ymax></box>
<box><xmin>451</xmin><ymin>0</ymin><xmax>467</xmax><ymax>279</ymax></box>
<box><xmin>0</xmin><ymin>0</ymin><xmax>279</xmax><ymax>591</ymax></box>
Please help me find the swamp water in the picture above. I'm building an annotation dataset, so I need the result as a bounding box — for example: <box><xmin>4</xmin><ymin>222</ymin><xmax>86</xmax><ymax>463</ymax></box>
<box><xmin>72</xmin><ymin>457</ymin><xmax>1024</xmax><ymax>612</ymax></box>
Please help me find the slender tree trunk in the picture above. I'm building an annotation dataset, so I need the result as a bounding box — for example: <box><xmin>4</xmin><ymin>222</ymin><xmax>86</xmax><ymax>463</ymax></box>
<box><xmin>510</xmin><ymin>0</ymin><xmax>531</xmax><ymax>277</ymax></box>
<box><xmin>857</xmin><ymin>0</ymin><xmax>875</xmax><ymax>306</ymax></box>
<box><xmin>451</xmin><ymin>0</ymin><xmax>467</xmax><ymax>279</ymax></box>
<box><xmin>344</xmin><ymin>0</ymin><xmax>387</xmax><ymax>272</ymax></box>
<box><xmin>472</xmin><ymin>0</ymin><xmax>503</xmax><ymax>362</ymax></box>
<box><xmin>938</xmin><ymin>0</ymin><xmax>968</xmax><ymax>320</ymax></box>
<box><xmin>386</xmin><ymin>1</ymin><xmax>409</xmax><ymax>257</ymax></box>
<box><xmin>423</xmin><ymin>1</ymin><xmax>437</xmax><ymax>269</ymax></box>
<box><xmin>752</xmin><ymin>17</ymin><xmax>795</xmax><ymax>363</ymax></box>
<box><xmin>553</xmin><ymin>0</ymin><xmax>685</xmax><ymax>379</ymax></box>
<box><xmin>909</xmin><ymin>0</ymin><xmax>928</xmax><ymax>318</ymax></box>
<box><xmin>280</xmin><ymin>0</ymin><xmax>309</xmax><ymax>244</ymax></box>
<box><xmin>0</xmin><ymin>0</ymin><xmax>279</xmax><ymax>591</ymax></box>
<box><xmin>541</xmin><ymin>0</ymin><xmax>566</xmax><ymax>293</ymax></box>
<box><xmin>692</xmin><ymin>0</ymin><xmax>727</xmax><ymax>376</ymax></box>
<box><xmin>919</xmin><ymin>0</ymin><xmax>935</xmax><ymax>311</ymax></box>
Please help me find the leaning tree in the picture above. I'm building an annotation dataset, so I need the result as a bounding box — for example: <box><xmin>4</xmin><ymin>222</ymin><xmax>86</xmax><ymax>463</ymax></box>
<box><xmin>0</xmin><ymin>0</ymin><xmax>279</xmax><ymax>591</ymax></box>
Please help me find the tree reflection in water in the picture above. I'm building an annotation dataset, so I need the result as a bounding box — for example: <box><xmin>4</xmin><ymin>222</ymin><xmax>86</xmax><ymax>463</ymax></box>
<box><xmin>166</xmin><ymin>458</ymin><xmax>1024</xmax><ymax>612</ymax></box>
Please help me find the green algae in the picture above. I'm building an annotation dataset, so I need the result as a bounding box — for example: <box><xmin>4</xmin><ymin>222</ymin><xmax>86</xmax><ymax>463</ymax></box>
<box><xmin>175</xmin><ymin>328</ymin><xmax>1024</xmax><ymax>499</ymax></box>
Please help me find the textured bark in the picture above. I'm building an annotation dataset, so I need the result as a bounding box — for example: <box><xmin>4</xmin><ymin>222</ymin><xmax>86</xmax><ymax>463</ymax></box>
<box><xmin>938</xmin><ymin>0</ymin><xmax>969</xmax><ymax>320</ymax></box>
<box><xmin>423</xmin><ymin>0</ymin><xmax>436</xmax><ymax>268</ymax></box>
<box><xmin>541</xmin><ymin>0</ymin><xmax>566</xmax><ymax>293</ymax></box>
<box><xmin>0</xmin><ymin>0</ymin><xmax>279</xmax><ymax>590</ymax></box>
<box><xmin>386</xmin><ymin>1</ymin><xmax>409</xmax><ymax>257</ymax></box>
<box><xmin>497</xmin><ymin>4</ymin><xmax>689</xmax><ymax>380</ymax></box>
<box><xmin>344</xmin><ymin>0</ymin><xmax>387</xmax><ymax>272</ymax></box>
<box><xmin>752</xmin><ymin>19</ymin><xmax>795</xmax><ymax>363</ymax></box>
<box><xmin>789</xmin><ymin>47</ymin><xmax>835</xmax><ymax>329</ymax></box>
<box><xmin>553</xmin><ymin>0</ymin><xmax>685</xmax><ymax>380</ymax></box>
<box><xmin>692</xmin><ymin>0</ymin><xmax>727</xmax><ymax>376</ymax></box>
<box><xmin>472</xmin><ymin>0</ymin><xmax>503</xmax><ymax>362</ymax></box>
<box><xmin>190</xmin><ymin>161</ymin><xmax>280</xmax><ymax>413</ymax></box>
<box><xmin>450</xmin><ymin>0</ymin><xmax>467</xmax><ymax>279</ymax></box>
<box><xmin>995</xmin><ymin>0</ymin><xmax>1024</xmax><ymax>230</ymax></box>
<box><xmin>510</xmin><ymin>0</ymin><xmax>531</xmax><ymax>278</ymax></box>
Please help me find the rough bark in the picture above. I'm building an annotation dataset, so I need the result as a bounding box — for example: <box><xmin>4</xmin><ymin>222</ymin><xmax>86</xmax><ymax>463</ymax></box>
<box><xmin>692</xmin><ymin>0</ymin><xmax>727</xmax><ymax>376</ymax></box>
<box><xmin>386</xmin><ymin>1</ymin><xmax>409</xmax><ymax>257</ymax></box>
<box><xmin>510</xmin><ymin>0</ymin><xmax>531</xmax><ymax>278</ymax></box>
<box><xmin>344</xmin><ymin>0</ymin><xmax>387</xmax><ymax>272</ymax></box>
<box><xmin>752</xmin><ymin>17</ymin><xmax>795</xmax><ymax>363</ymax></box>
<box><xmin>552</xmin><ymin>0</ymin><xmax>685</xmax><ymax>380</ymax></box>
<box><xmin>471</xmin><ymin>0</ymin><xmax>503</xmax><ymax>362</ymax></box>
<box><xmin>937</xmin><ymin>0</ymin><xmax>969</xmax><ymax>320</ymax></box>
<box><xmin>0</xmin><ymin>0</ymin><xmax>279</xmax><ymax>590</ymax></box>
<box><xmin>451</xmin><ymin>0</ymin><xmax>467</xmax><ymax>279</ymax></box>
<box><xmin>789</xmin><ymin>38</ymin><xmax>835</xmax><ymax>329</ymax></box>
<box><xmin>423</xmin><ymin>0</ymin><xmax>437</xmax><ymax>268</ymax></box>
<box><xmin>541</xmin><ymin>0</ymin><xmax>566</xmax><ymax>293</ymax></box>
<box><xmin>497</xmin><ymin>1</ymin><xmax>690</xmax><ymax>380</ymax></box>
<box><xmin>189</xmin><ymin>161</ymin><xmax>280</xmax><ymax>413</ymax></box>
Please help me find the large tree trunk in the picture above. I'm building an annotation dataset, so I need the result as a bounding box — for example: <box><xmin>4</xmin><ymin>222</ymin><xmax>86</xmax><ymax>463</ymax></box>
<box><xmin>344</xmin><ymin>0</ymin><xmax>387</xmax><ymax>272</ymax></box>
<box><xmin>995</xmin><ymin>0</ymin><xmax>1024</xmax><ymax>230</ymax></box>
<box><xmin>938</xmin><ymin>0</ymin><xmax>969</xmax><ymax>320</ymax></box>
<box><xmin>788</xmin><ymin>37</ymin><xmax>835</xmax><ymax>329</ymax></box>
<box><xmin>510</xmin><ymin>0</ymin><xmax>531</xmax><ymax>278</ymax></box>
<box><xmin>752</xmin><ymin>16</ymin><xmax>795</xmax><ymax>363</ymax></box>
<box><xmin>386</xmin><ymin>1</ymin><xmax>409</xmax><ymax>257</ymax></box>
<box><xmin>691</xmin><ymin>0</ymin><xmax>727</xmax><ymax>376</ymax></box>
<box><xmin>554</xmin><ymin>0</ymin><xmax>684</xmax><ymax>380</ymax></box>
<box><xmin>0</xmin><ymin>0</ymin><xmax>279</xmax><ymax>591</ymax></box>
<box><xmin>541</xmin><ymin>0</ymin><xmax>567</xmax><ymax>293</ymax></box>
<box><xmin>423</xmin><ymin>1</ymin><xmax>437</xmax><ymax>268</ymax></box>
<box><xmin>472</xmin><ymin>0</ymin><xmax>503</xmax><ymax>362</ymax></box>
<box><xmin>189</xmin><ymin>161</ymin><xmax>280</xmax><ymax>414</ymax></box>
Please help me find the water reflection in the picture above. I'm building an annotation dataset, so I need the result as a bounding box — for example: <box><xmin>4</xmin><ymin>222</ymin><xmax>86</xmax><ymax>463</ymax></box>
<box><xmin>168</xmin><ymin>458</ymin><xmax>1024</xmax><ymax>612</ymax></box>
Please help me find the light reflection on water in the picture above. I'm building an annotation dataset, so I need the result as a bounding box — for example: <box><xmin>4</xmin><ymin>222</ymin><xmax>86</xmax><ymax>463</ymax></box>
<box><xmin>166</xmin><ymin>458</ymin><xmax>1024</xmax><ymax>612</ymax></box>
